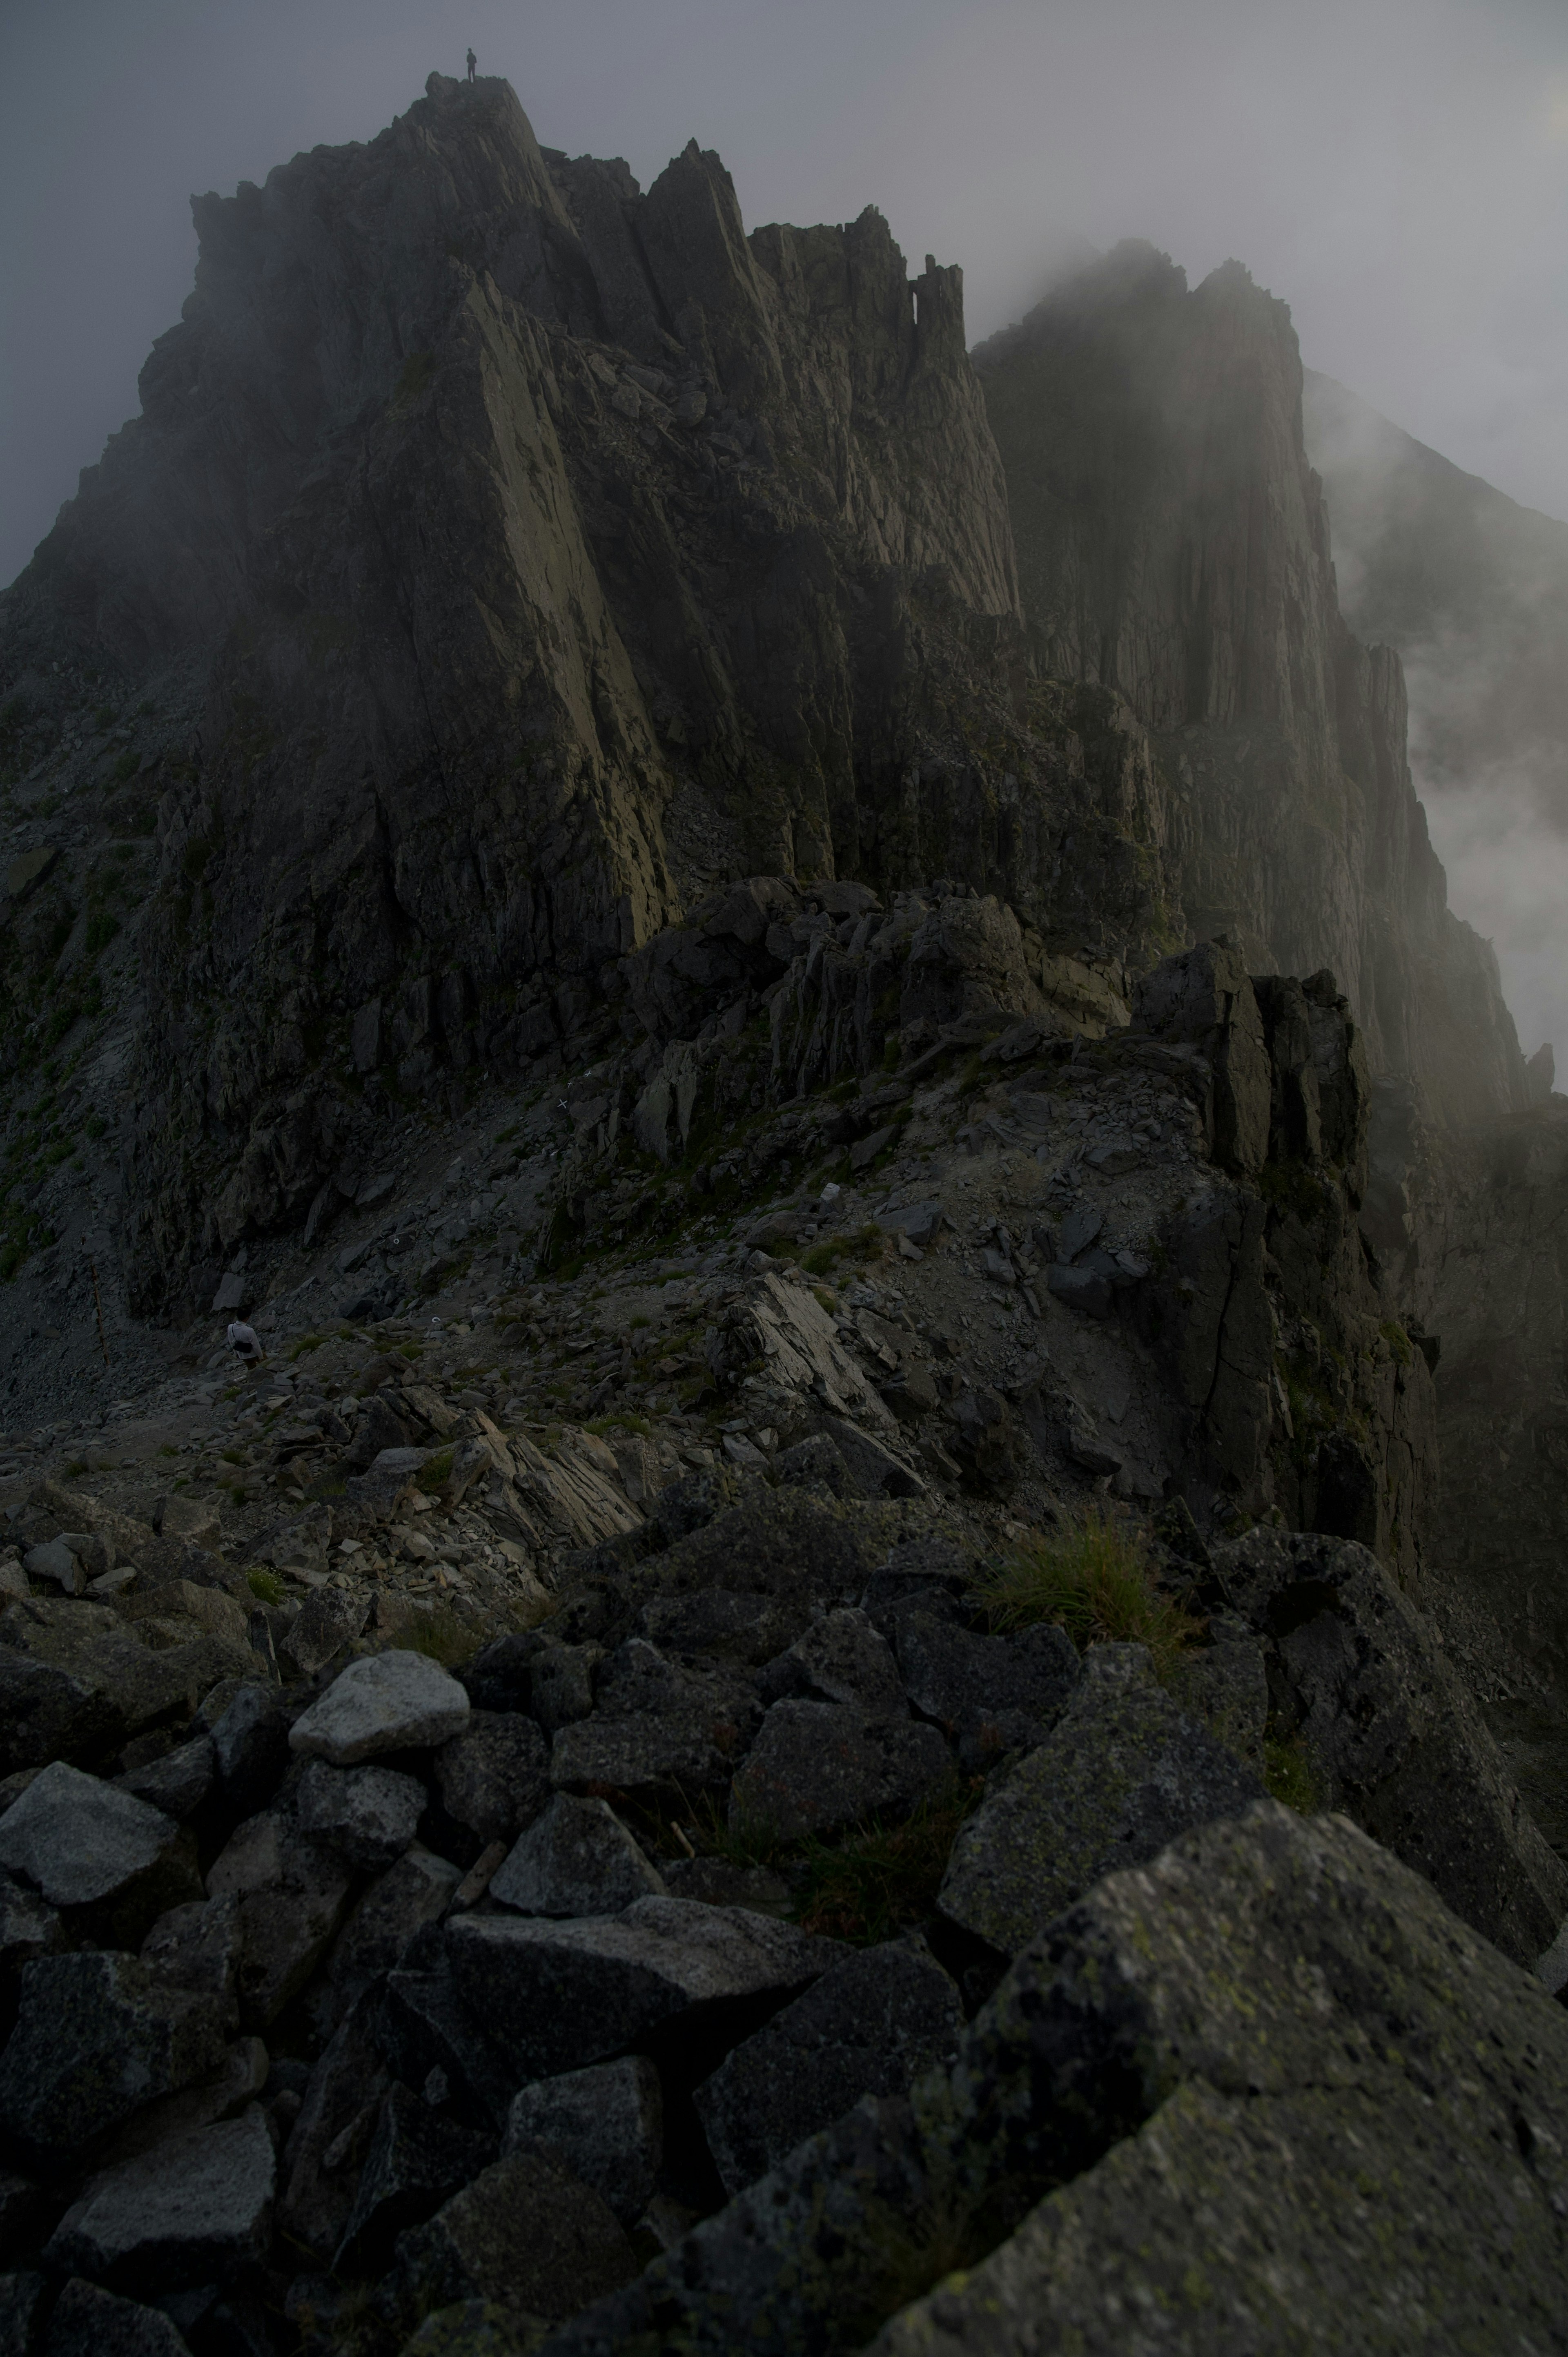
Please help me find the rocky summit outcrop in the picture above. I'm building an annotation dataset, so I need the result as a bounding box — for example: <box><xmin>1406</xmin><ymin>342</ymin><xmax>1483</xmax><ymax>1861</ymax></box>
<box><xmin>974</xmin><ymin>242</ymin><xmax>1528</xmax><ymax>1129</ymax></box>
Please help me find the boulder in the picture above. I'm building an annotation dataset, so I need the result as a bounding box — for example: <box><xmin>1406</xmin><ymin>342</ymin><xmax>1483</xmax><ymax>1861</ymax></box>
<box><xmin>694</xmin><ymin>1941</ymin><xmax>963</xmax><ymax>2196</ymax></box>
<box><xmin>45</xmin><ymin>2107</ymin><xmax>275</xmax><ymax>2291</ymax></box>
<box><xmin>490</xmin><ymin>1796</ymin><xmax>666</xmax><ymax>1918</ymax></box>
<box><xmin>289</xmin><ymin>1651</ymin><xmax>471</xmax><ymax>1765</ymax></box>
<box><xmin>758</xmin><ymin>1609</ymin><xmax>905</xmax><ymax>1716</ymax></box>
<box><xmin>294</xmin><ymin>1758</ymin><xmax>427</xmax><ymax>1870</ymax></box>
<box><xmin>1212</xmin><ymin>1527</ymin><xmax>1568</xmax><ymax>1967</ymax></box>
<box><xmin>0</xmin><ymin>1762</ymin><xmax>199</xmax><ymax>1931</ymax></box>
<box><xmin>0</xmin><ymin>2274</ymin><xmax>48</xmax><ymax>2353</ymax></box>
<box><xmin>548</xmin><ymin>1642</ymin><xmax>758</xmax><ymax>1797</ymax></box>
<box><xmin>209</xmin><ymin>1685</ymin><xmax>294</xmax><ymax>1813</ymax></box>
<box><xmin>938</xmin><ymin>1645</ymin><xmax>1263</xmax><ymax>1957</ymax></box>
<box><xmin>385</xmin><ymin>2154</ymin><xmax>636</xmax><ymax>2330</ymax></box>
<box><xmin>0</xmin><ymin>1873</ymin><xmax>63</xmax><ymax>1987</ymax></box>
<box><xmin>637</xmin><ymin>1590</ymin><xmax>804</xmax><ymax>1666</ymax></box>
<box><xmin>728</xmin><ymin>1701</ymin><xmax>951</xmax><ymax>1841</ymax></box>
<box><xmin>379</xmin><ymin>1964</ymin><xmax>510</xmax><ymax>2133</ymax></box>
<box><xmin>893</xmin><ymin>1612</ymin><xmax>1079</xmax><ymax>1749</ymax></box>
<box><xmin>334</xmin><ymin>2083</ymin><xmax>495</xmax><ymax>2276</ymax></box>
<box><xmin>528</xmin><ymin>1648</ymin><xmax>600</xmax><ymax>1734</ymax></box>
<box><xmin>140</xmin><ymin>1897</ymin><xmax>244</xmax><ymax>2034</ymax></box>
<box><xmin>0</xmin><ymin>1953</ymin><xmax>227</xmax><ymax>2165</ymax></box>
<box><xmin>503</xmin><ymin>2058</ymin><xmax>662</xmax><ymax>2228</ymax></box>
<box><xmin>0</xmin><ymin>1601</ymin><xmax>241</xmax><ymax>1775</ymax></box>
<box><xmin>280</xmin><ymin>1585</ymin><xmax>371</xmax><ymax>1677</ymax></box>
<box><xmin>434</xmin><ymin>1713</ymin><xmax>550</xmax><ymax>1845</ymax></box>
<box><xmin>277</xmin><ymin>1994</ymin><xmax>390</xmax><ymax>2263</ymax></box>
<box><xmin>23</xmin><ymin>1539</ymin><xmax>84</xmax><ymax>1596</ymax></box>
<box><xmin>446</xmin><ymin>1898</ymin><xmax>838</xmax><ymax>2084</ymax></box>
<box><xmin>38</xmin><ymin>2277</ymin><xmax>192</xmax><ymax>2356</ymax></box>
<box><xmin>1167</xmin><ymin>1617</ymin><xmax>1270</xmax><ymax>1766</ymax></box>
<box><xmin>205</xmin><ymin>1812</ymin><xmax>354</xmax><ymax>2025</ymax></box>
<box><xmin>111</xmin><ymin>1736</ymin><xmax>215</xmax><ymax>1822</ymax></box>
<box><xmin>326</xmin><ymin>1845</ymin><xmax>464</xmax><ymax>2019</ymax></box>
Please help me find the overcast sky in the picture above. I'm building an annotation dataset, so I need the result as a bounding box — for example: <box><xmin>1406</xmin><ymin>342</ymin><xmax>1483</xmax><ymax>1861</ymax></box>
<box><xmin>4</xmin><ymin>0</ymin><xmax>1567</xmax><ymax>1040</ymax></box>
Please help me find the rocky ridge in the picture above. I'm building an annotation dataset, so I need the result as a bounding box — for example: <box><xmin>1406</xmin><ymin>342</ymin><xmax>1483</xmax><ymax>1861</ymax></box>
<box><xmin>0</xmin><ymin>911</ymin><xmax>1564</xmax><ymax>2352</ymax></box>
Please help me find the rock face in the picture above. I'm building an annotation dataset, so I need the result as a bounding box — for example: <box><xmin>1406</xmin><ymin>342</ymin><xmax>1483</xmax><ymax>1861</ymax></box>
<box><xmin>974</xmin><ymin>241</ymin><xmax>1527</xmax><ymax>1128</ymax></box>
<box><xmin>3</xmin><ymin>71</ymin><xmax>1031</xmax><ymax>1305</ymax></box>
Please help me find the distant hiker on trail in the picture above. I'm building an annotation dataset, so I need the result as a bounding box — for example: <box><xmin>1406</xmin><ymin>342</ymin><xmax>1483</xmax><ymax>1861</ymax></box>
<box><xmin>227</xmin><ymin>1319</ymin><xmax>265</xmax><ymax>1365</ymax></box>
<box><xmin>466</xmin><ymin>47</ymin><xmax>476</xmax><ymax>81</ymax></box>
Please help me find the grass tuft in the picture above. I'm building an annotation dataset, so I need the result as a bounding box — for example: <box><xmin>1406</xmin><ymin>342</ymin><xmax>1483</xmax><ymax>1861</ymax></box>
<box><xmin>972</xmin><ymin>1508</ymin><xmax>1202</xmax><ymax>1678</ymax></box>
<box><xmin>797</xmin><ymin>1777</ymin><xmax>983</xmax><ymax>1944</ymax></box>
<box><xmin>247</xmin><ymin>1568</ymin><xmax>286</xmax><ymax>1606</ymax></box>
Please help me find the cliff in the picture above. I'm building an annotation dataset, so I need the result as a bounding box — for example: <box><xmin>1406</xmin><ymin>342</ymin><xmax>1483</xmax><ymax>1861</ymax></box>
<box><xmin>973</xmin><ymin>243</ymin><xmax>1528</xmax><ymax>1128</ymax></box>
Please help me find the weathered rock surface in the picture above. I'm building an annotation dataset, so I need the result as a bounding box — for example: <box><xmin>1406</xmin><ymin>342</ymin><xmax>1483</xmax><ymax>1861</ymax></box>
<box><xmin>204</xmin><ymin>1811</ymin><xmax>354</xmax><ymax>2025</ymax></box>
<box><xmin>38</xmin><ymin>2276</ymin><xmax>194</xmax><ymax>2357</ymax></box>
<box><xmin>0</xmin><ymin>1953</ymin><xmax>227</xmax><ymax>2165</ymax></box>
<box><xmin>503</xmin><ymin>2057</ymin><xmax>662</xmax><ymax>2227</ymax></box>
<box><xmin>435</xmin><ymin>1712</ymin><xmax>550</xmax><ymax>1845</ymax></box>
<box><xmin>938</xmin><ymin>1646</ymin><xmax>1264</xmax><ymax>1958</ymax></box>
<box><xmin>0</xmin><ymin>1762</ymin><xmax>193</xmax><ymax>1918</ymax></box>
<box><xmin>289</xmin><ymin>1650</ymin><xmax>470</xmax><ymax>1765</ymax></box>
<box><xmin>45</xmin><ymin>2107</ymin><xmax>275</xmax><ymax>2291</ymax></box>
<box><xmin>446</xmin><ymin>1899</ymin><xmax>838</xmax><ymax>2085</ymax></box>
<box><xmin>386</xmin><ymin>2153</ymin><xmax>637</xmax><ymax>2330</ymax></box>
<box><xmin>694</xmin><ymin>1940</ymin><xmax>963</xmax><ymax>2196</ymax></box>
<box><xmin>490</xmin><ymin>1795</ymin><xmax>666</xmax><ymax>1918</ymax></box>
<box><xmin>729</xmin><ymin>1701</ymin><xmax>951</xmax><ymax>1841</ymax></box>
<box><xmin>294</xmin><ymin>1757</ymin><xmax>427</xmax><ymax>1870</ymax></box>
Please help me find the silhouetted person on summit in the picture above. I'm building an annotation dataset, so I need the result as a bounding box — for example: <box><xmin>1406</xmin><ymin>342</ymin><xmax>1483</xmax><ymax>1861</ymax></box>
<box><xmin>466</xmin><ymin>48</ymin><xmax>476</xmax><ymax>82</ymax></box>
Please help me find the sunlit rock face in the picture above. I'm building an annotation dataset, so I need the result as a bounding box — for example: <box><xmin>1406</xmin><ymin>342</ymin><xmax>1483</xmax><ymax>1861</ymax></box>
<box><xmin>975</xmin><ymin>241</ymin><xmax>1528</xmax><ymax>1128</ymax></box>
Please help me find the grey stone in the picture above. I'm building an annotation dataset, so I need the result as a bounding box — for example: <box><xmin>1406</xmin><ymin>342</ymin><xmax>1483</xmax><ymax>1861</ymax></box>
<box><xmin>278</xmin><ymin>1994</ymin><xmax>391</xmax><ymax>2263</ymax></box>
<box><xmin>0</xmin><ymin>1873</ymin><xmax>62</xmax><ymax>1985</ymax></box>
<box><xmin>0</xmin><ymin>1762</ymin><xmax>195</xmax><ymax>1918</ymax></box>
<box><xmin>385</xmin><ymin>2154</ymin><xmax>636</xmax><ymax>2330</ymax></box>
<box><xmin>1167</xmin><ymin>1619</ymin><xmax>1270</xmax><ymax>1766</ymax></box>
<box><xmin>281</xmin><ymin>1585</ymin><xmax>370</xmax><ymax>1677</ymax></box>
<box><xmin>503</xmin><ymin>2057</ymin><xmax>662</xmax><ymax>2227</ymax></box>
<box><xmin>659</xmin><ymin>1858</ymin><xmax>793</xmax><ymax>1917</ymax></box>
<box><xmin>894</xmin><ymin>1612</ymin><xmax>1079</xmax><ymax>1757</ymax></box>
<box><xmin>209</xmin><ymin>1686</ymin><xmax>293</xmax><ymax>1815</ymax></box>
<box><xmin>111</xmin><ymin>1735</ymin><xmax>214</xmax><ymax>1822</ymax></box>
<box><xmin>334</xmin><ymin>2082</ymin><xmax>495</xmax><ymax>2275</ymax></box>
<box><xmin>140</xmin><ymin>1897</ymin><xmax>244</xmax><ymax>2034</ymax></box>
<box><xmin>878</xmin><ymin>1201</ymin><xmax>944</xmax><ymax>1248</ymax></box>
<box><xmin>637</xmin><ymin>1591</ymin><xmax>803</xmax><ymax>1667</ymax></box>
<box><xmin>813</xmin><ymin>1417</ymin><xmax>926</xmax><ymax>1501</ymax></box>
<box><xmin>434</xmin><ymin>1713</ymin><xmax>550</xmax><ymax>1844</ymax></box>
<box><xmin>327</xmin><ymin>1844</ymin><xmax>463</xmax><ymax>2018</ymax></box>
<box><xmin>1045</xmin><ymin>1263</ymin><xmax>1114</xmax><ymax>1317</ymax></box>
<box><xmin>289</xmin><ymin>1650</ymin><xmax>471</xmax><ymax>1765</ymax></box>
<box><xmin>728</xmin><ymin>1700</ymin><xmax>952</xmax><ymax>1841</ymax></box>
<box><xmin>379</xmin><ymin>1963</ymin><xmax>509</xmax><ymax>2131</ymax></box>
<box><xmin>694</xmin><ymin>1942</ymin><xmax>963</xmax><ymax>2196</ymax></box>
<box><xmin>1214</xmin><ymin>1526</ymin><xmax>1568</xmax><ymax>1967</ymax></box>
<box><xmin>446</xmin><ymin>1898</ymin><xmax>838</xmax><ymax>2084</ymax></box>
<box><xmin>23</xmin><ymin>1541</ymin><xmax>83</xmax><ymax>1597</ymax></box>
<box><xmin>396</xmin><ymin>2301</ymin><xmax>543</xmax><ymax>2356</ymax></box>
<box><xmin>758</xmin><ymin>1609</ymin><xmax>905</xmax><ymax>1717</ymax></box>
<box><xmin>295</xmin><ymin>1757</ymin><xmax>426</xmax><ymax>1869</ymax></box>
<box><xmin>205</xmin><ymin>1812</ymin><xmax>355</xmax><ymax>2026</ymax></box>
<box><xmin>938</xmin><ymin>1644</ymin><xmax>1265</xmax><ymax>1957</ymax></box>
<box><xmin>490</xmin><ymin>1796</ymin><xmax>666</xmax><ymax>1918</ymax></box>
<box><xmin>41</xmin><ymin>2277</ymin><xmax>192</xmax><ymax>2357</ymax></box>
<box><xmin>0</xmin><ymin>1599</ymin><xmax>246</xmax><ymax>1778</ymax></box>
<box><xmin>45</xmin><ymin>2107</ymin><xmax>275</xmax><ymax>2290</ymax></box>
<box><xmin>0</xmin><ymin>2275</ymin><xmax>49</xmax><ymax>2357</ymax></box>
<box><xmin>548</xmin><ymin>1642</ymin><xmax>757</xmax><ymax>1797</ymax></box>
<box><xmin>528</xmin><ymin>1647</ymin><xmax>599</xmax><ymax>1734</ymax></box>
<box><xmin>0</xmin><ymin>1952</ymin><xmax>227</xmax><ymax>2164</ymax></box>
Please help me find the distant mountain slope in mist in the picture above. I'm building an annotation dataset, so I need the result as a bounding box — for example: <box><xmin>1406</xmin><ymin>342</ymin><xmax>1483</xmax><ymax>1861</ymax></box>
<box><xmin>1303</xmin><ymin>368</ymin><xmax>1568</xmax><ymax>812</ymax></box>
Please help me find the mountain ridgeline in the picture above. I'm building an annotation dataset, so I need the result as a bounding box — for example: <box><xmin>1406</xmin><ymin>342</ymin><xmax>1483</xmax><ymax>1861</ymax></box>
<box><xmin>0</xmin><ymin>74</ymin><xmax>1528</xmax><ymax>1321</ymax></box>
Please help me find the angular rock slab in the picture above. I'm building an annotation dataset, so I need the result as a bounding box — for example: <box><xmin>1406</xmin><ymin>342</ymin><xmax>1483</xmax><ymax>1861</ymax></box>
<box><xmin>45</xmin><ymin>2107</ymin><xmax>275</xmax><ymax>2291</ymax></box>
<box><xmin>0</xmin><ymin>1952</ymin><xmax>227</xmax><ymax>2164</ymax></box>
<box><xmin>204</xmin><ymin>1812</ymin><xmax>354</xmax><ymax>2026</ymax></box>
<box><xmin>334</xmin><ymin>2082</ymin><xmax>495</xmax><ymax>2275</ymax></box>
<box><xmin>327</xmin><ymin>1844</ymin><xmax>463</xmax><ymax>2019</ymax></box>
<box><xmin>295</xmin><ymin>1758</ymin><xmax>426</xmax><ymax>1869</ymax></box>
<box><xmin>728</xmin><ymin>1700</ymin><xmax>951</xmax><ymax>1841</ymax></box>
<box><xmin>387</xmin><ymin>2153</ymin><xmax>636</xmax><ymax>2330</ymax></box>
<box><xmin>0</xmin><ymin>1761</ymin><xmax>187</xmax><ymax>1911</ymax></box>
<box><xmin>490</xmin><ymin>1796</ymin><xmax>666</xmax><ymax>1918</ymax></box>
<box><xmin>290</xmin><ymin>1650</ymin><xmax>470</xmax><ymax>1765</ymax></box>
<box><xmin>504</xmin><ymin>2057</ymin><xmax>662</xmax><ymax>2227</ymax></box>
<box><xmin>694</xmin><ymin>1941</ymin><xmax>963</xmax><ymax>2196</ymax></box>
<box><xmin>40</xmin><ymin>2275</ymin><xmax>193</xmax><ymax>2355</ymax></box>
<box><xmin>543</xmin><ymin>1804</ymin><xmax>1568</xmax><ymax>2357</ymax></box>
<box><xmin>435</xmin><ymin>1712</ymin><xmax>550</xmax><ymax>1844</ymax></box>
<box><xmin>447</xmin><ymin>1898</ymin><xmax>839</xmax><ymax>2083</ymax></box>
<box><xmin>938</xmin><ymin>1646</ymin><xmax>1263</xmax><ymax>1957</ymax></box>
<box><xmin>1213</xmin><ymin>1525</ymin><xmax>1568</xmax><ymax>1966</ymax></box>
<box><xmin>112</xmin><ymin>1735</ymin><xmax>215</xmax><ymax>1823</ymax></box>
